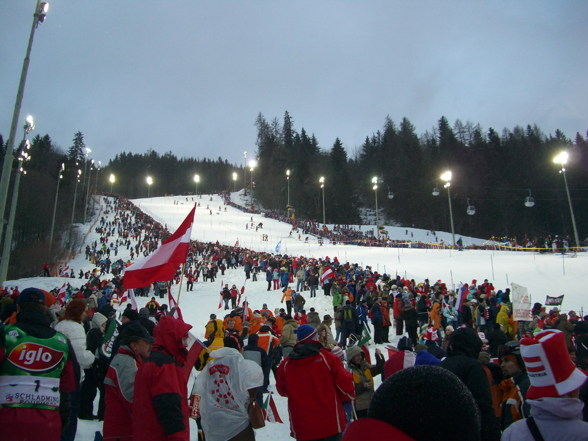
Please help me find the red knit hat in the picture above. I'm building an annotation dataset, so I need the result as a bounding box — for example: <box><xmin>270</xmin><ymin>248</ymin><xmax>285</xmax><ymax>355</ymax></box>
<box><xmin>521</xmin><ymin>329</ymin><xmax>586</xmax><ymax>399</ymax></box>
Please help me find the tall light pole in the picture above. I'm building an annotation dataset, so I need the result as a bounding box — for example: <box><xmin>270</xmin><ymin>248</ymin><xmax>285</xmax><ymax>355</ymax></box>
<box><xmin>243</xmin><ymin>151</ymin><xmax>248</xmax><ymax>192</ymax></box>
<box><xmin>109</xmin><ymin>173</ymin><xmax>115</xmax><ymax>193</ymax></box>
<box><xmin>0</xmin><ymin>1</ymin><xmax>49</xmax><ymax>246</ymax></box>
<box><xmin>553</xmin><ymin>151</ymin><xmax>581</xmax><ymax>250</ymax></box>
<box><xmin>90</xmin><ymin>160</ymin><xmax>101</xmax><ymax>214</ymax></box>
<box><xmin>372</xmin><ymin>176</ymin><xmax>379</xmax><ymax>240</ymax></box>
<box><xmin>248</xmin><ymin>159</ymin><xmax>257</xmax><ymax>207</ymax></box>
<box><xmin>440</xmin><ymin>170</ymin><xmax>455</xmax><ymax>247</ymax></box>
<box><xmin>319</xmin><ymin>176</ymin><xmax>326</xmax><ymax>225</ymax></box>
<box><xmin>48</xmin><ymin>162</ymin><xmax>65</xmax><ymax>260</ymax></box>
<box><xmin>193</xmin><ymin>174</ymin><xmax>200</xmax><ymax>195</ymax></box>
<box><xmin>81</xmin><ymin>148</ymin><xmax>92</xmax><ymax>223</ymax></box>
<box><xmin>71</xmin><ymin>169</ymin><xmax>82</xmax><ymax>225</ymax></box>
<box><xmin>0</xmin><ymin>116</ymin><xmax>34</xmax><ymax>283</ymax></box>
<box><xmin>83</xmin><ymin>159</ymin><xmax>94</xmax><ymax>223</ymax></box>
<box><xmin>94</xmin><ymin>161</ymin><xmax>101</xmax><ymax>194</ymax></box>
<box><xmin>232</xmin><ymin>172</ymin><xmax>237</xmax><ymax>192</ymax></box>
<box><xmin>146</xmin><ymin>176</ymin><xmax>153</xmax><ymax>198</ymax></box>
<box><xmin>286</xmin><ymin>169</ymin><xmax>291</xmax><ymax>207</ymax></box>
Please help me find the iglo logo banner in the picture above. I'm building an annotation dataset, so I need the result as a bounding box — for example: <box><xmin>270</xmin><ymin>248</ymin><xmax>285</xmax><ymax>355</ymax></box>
<box><xmin>7</xmin><ymin>343</ymin><xmax>64</xmax><ymax>372</ymax></box>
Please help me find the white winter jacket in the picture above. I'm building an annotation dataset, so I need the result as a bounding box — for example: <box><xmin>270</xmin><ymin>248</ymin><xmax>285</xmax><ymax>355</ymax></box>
<box><xmin>55</xmin><ymin>319</ymin><xmax>95</xmax><ymax>372</ymax></box>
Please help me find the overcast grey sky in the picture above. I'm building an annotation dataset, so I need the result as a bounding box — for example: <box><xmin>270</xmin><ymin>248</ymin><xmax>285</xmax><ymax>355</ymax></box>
<box><xmin>1</xmin><ymin>1</ymin><xmax>587</xmax><ymax>166</ymax></box>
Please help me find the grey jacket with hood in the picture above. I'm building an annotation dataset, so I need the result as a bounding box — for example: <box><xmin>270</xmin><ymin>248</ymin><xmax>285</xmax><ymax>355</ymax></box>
<box><xmin>501</xmin><ymin>397</ymin><xmax>588</xmax><ymax>441</ymax></box>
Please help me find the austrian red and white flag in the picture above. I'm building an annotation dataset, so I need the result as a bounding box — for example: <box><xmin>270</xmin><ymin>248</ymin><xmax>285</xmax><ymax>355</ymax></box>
<box><xmin>320</xmin><ymin>266</ymin><xmax>334</xmax><ymax>285</ymax></box>
<box><xmin>56</xmin><ymin>283</ymin><xmax>67</xmax><ymax>306</ymax></box>
<box><xmin>242</xmin><ymin>298</ymin><xmax>250</xmax><ymax>321</ymax></box>
<box><xmin>183</xmin><ymin>333</ymin><xmax>207</xmax><ymax>380</ymax></box>
<box><xmin>119</xmin><ymin>289</ymin><xmax>138</xmax><ymax>310</ymax></box>
<box><xmin>124</xmin><ymin>205</ymin><xmax>196</xmax><ymax>290</ymax></box>
<box><xmin>168</xmin><ymin>286</ymin><xmax>183</xmax><ymax>321</ymax></box>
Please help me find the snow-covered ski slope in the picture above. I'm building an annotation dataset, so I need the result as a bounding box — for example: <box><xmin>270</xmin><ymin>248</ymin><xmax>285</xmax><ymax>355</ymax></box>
<box><xmin>4</xmin><ymin>193</ymin><xmax>587</xmax><ymax>441</ymax></box>
<box><xmin>134</xmin><ymin>192</ymin><xmax>587</xmax><ymax>314</ymax></box>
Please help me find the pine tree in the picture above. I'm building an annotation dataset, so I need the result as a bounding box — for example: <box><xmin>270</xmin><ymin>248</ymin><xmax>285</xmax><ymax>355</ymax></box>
<box><xmin>68</xmin><ymin>131</ymin><xmax>86</xmax><ymax>164</ymax></box>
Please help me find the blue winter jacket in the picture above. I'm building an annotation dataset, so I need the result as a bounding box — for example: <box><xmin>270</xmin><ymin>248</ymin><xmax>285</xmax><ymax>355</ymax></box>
<box><xmin>370</xmin><ymin>304</ymin><xmax>383</xmax><ymax>324</ymax></box>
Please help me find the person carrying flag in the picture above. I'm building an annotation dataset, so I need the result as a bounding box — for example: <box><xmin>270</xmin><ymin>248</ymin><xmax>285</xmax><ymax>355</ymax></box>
<box><xmin>230</xmin><ymin>284</ymin><xmax>239</xmax><ymax>309</ymax></box>
<box><xmin>320</xmin><ymin>264</ymin><xmax>334</xmax><ymax>296</ymax></box>
<box><xmin>346</xmin><ymin>345</ymin><xmax>384</xmax><ymax>418</ymax></box>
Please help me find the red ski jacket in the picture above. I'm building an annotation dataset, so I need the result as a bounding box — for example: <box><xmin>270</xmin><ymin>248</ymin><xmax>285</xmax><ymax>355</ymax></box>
<box><xmin>103</xmin><ymin>345</ymin><xmax>144</xmax><ymax>440</ymax></box>
<box><xmin>133</xmin><ymin>316</ymin><xmax>192</xmax><ymax>441</ymax></box>
<box><xmin>277</xmin><ymin>340</ymin><xmax>355</xmax><ymax>440</ymax></box>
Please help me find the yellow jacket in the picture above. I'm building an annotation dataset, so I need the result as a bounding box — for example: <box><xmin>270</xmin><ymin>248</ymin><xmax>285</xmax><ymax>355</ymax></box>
<box><xmin>496</xmin><ymin>305</ymin><xmax>514</xmax><ymax>338</ymax></box>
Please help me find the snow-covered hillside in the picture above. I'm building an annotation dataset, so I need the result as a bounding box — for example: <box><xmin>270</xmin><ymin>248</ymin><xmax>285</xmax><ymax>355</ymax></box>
<box><xmin>4</xmin><ymin>193</ymin><xmax>587</xmax><ymax>440</ymax></box>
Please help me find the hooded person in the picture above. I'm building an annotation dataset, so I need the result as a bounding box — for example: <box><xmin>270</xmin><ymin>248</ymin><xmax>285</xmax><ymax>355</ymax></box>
<box><xmin>502</xmin><ymin>329</ymin><xmax>588</xmax><ymax>441</ymax></box>
<box><xmin>317</xmin><ymin>314</ymin><xmax>337</xmax><ymax>349</ymax></box>
<box><xmin>346</xmin><ymin>345</ymin><xmax>384</xmax><ymax>418</ymax></box>
<box><xmin>195</xmin><ymin>336</ymin><xmax>264</xmax><ymax>441</ymax></box>
<box><xmin>103</xmin><ymin>322</ymin><xmax>154</xmax><ymax>441</ymax></box>
<box><xmin>133</xmin><ymin>316</ymin><xmax>193</xmax><ymax>441</ymax></box>
<box><xmin>342</xmin><ymin>365</ymin><xmax>481</xmax><ymax>441</ymax></box>
<box><xmin>439</xmin><ymin>327</ymin><xmax>501</xmax><ymax>441</ymax></box>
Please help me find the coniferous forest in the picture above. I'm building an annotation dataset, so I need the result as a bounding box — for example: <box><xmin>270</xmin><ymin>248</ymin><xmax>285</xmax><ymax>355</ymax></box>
<box><xmin>1</xmin><ymin>111</ymin><xmax>587</xmax><ymax>279</ymax></box>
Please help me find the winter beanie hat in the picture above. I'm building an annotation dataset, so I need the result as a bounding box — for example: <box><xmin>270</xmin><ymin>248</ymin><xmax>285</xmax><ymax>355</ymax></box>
<box><xmin>295</xmin><ymin>324</ymin><xmax>317</xmax><ymax>342</ymax></box>
<box><xmin>346</xmin><ymin>345</ymin><xmax>363</xmax><ymax>362</ymax></box>
<box><xmin>369</xmin><ymin>366</ymin><xmax>480</xmax><ymax>441</ymax></box>
<box><xmin>17</xmin><ymin>287</ymin><xmax>45</xmax><ymax>305</ymax></box>
<box><xmin>92</xmin><ymin>311</ymin><xmax>108</xmax><ymax>330</ymax></box>
<box><xmin>122</xmin><ymin>308</ymin><xmax>140</xmax><ymax>321</ymax></box>
<box><xmin>332</xmin><ymin>346</ymin><xmax>345</xmax><ymax>361</ymax></box>
<box><xmin>521</xmin><ymin>329</ymin><xmax>587</xmax><ymax>399</ymax></box>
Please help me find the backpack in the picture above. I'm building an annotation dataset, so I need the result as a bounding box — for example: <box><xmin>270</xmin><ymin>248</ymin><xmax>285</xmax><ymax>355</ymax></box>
<box><xmin>343</xmin><ymin>307</ymin><xmax>354</xmax><ymax>323</ymax></box>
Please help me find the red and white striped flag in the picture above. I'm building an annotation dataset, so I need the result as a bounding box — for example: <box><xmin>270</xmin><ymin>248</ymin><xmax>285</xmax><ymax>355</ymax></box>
<box><xmin>320</xmin><ymin>266</ymin><xmax>334</xmax><ymax>285</ymax></box>
<box><xmin>123</xmin><ymin>205</ymin><xmax>196</xmax><ymax>290</ymax></box>
<box><xmin>119</xmin><ymin>289</ymin><xmax>138</xmax><ymax>310</ymax></box>
<box><xmin>262</xmin><ymin>392</ymin><xmax>283</xmax><ymax>423</ymax></box>
<box><xmin>56</xmin><ymin>283</ymin><xmax>67</xmax><ymax>305</ymax></box>
<box><xmin>183</xmin><ymin>333</ymin><xmax>207</xmax><ymax>380</ymax></box>
<box><xmin>168</xmin><ymin>286</ymin><xmax>183</xmax><ymax>321</ymax></box>
<box><xmin>242</xmin><ymin>298</ymin><xmax>250</xmax><ymax>321</ymax></box>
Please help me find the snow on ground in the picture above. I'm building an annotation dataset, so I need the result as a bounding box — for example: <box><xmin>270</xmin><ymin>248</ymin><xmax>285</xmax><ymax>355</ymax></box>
<box><xmin>5</xmin><ymin>192</ymin><xmax>588</xmax><ymax>440</ymax></box>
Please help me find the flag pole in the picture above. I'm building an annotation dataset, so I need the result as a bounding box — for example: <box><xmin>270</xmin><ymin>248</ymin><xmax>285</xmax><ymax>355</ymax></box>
<box><xmin>177</xmin><ymin>263</ymin><xmax>186</xmax><ymax>306</ymax></box>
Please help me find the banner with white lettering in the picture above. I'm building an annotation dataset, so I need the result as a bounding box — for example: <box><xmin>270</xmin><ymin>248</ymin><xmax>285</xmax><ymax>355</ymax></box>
<box><xmin>545</xmin><ymin>295</ymin><xmax>564</xmax><ymax>306</ymax></box>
